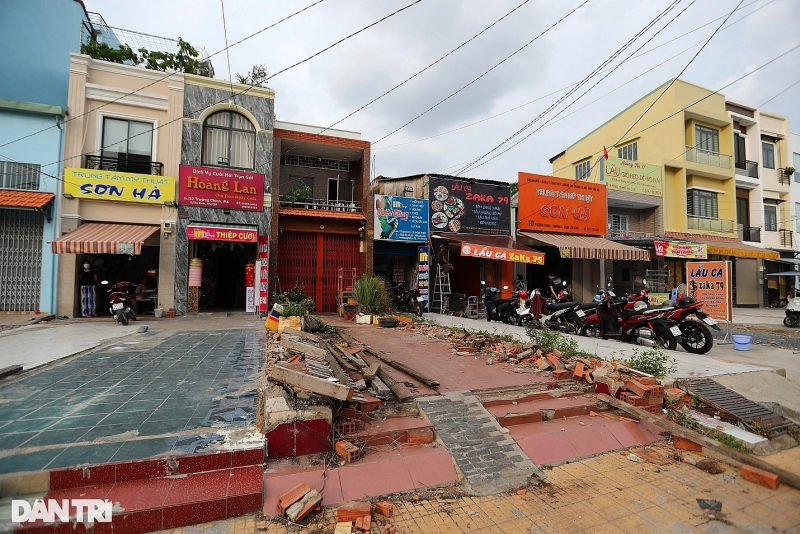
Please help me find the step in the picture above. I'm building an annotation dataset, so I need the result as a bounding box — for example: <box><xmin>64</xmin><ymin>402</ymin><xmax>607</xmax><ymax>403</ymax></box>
<box><xmin>345</xmin><ymin>415</ymin><xmax>435</xmax><ymax>447</ymax></box>
<box><xmin>5</xmin><ymin>448</ymin><xmax>264</xmax><ymax>533</ymax></box>
<box><xmin>482</xmin><ymin>392</ymin><xmax>603</xmax><ymax>427</ymax></box>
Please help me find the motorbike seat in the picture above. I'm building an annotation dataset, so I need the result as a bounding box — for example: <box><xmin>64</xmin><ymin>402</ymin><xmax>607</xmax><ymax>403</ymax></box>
<box><xmin>547</xmin><ymin>301</ymin><xmax>576</xmax><ymax>311</ymax></box>
<box><xmin>581</xmin><ymin>302</ymin><xmax>599</xmax><ymax>310</ymax></box>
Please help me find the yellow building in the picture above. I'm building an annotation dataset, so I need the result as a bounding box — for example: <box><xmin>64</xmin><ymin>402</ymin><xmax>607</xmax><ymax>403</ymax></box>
<box><xmin>550</xmin><ymin>79</ymin><xmax>777</xmax><ymax>306</ymax></box>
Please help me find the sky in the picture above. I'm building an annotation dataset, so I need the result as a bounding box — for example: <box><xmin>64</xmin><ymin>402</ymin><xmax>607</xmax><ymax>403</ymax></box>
<box><xmin>88</xmin><ymin>0</ymin><xmax>800</xmax><ymax>182</ymax></box>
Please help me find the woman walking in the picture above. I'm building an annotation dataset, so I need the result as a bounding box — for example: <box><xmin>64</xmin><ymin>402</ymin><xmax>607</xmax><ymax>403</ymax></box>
<box><xmin>79</xmin><ymin>261</ymin><xmax>98</xmax><ymax>317</ymax></box>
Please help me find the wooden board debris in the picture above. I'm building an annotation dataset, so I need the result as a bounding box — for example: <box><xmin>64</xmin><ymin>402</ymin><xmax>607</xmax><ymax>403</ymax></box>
<box><xmin>271</xmin><ymin>364</ymin><xmax>354</xmax><ymax>401</ymax></box>
<box><xmin>364</xmin><ymin>363</ymin><xmax>381</xmax><ymax>381</ymax></box>
<box><xmin>282</xmin><ymin>327</ymin><xmax>320</xmax><ymax>341</ymax></box>
<box><xmin>280</xmin><ymin>337</ymin><xmax>328</xmax><ymax>360</ymax></box>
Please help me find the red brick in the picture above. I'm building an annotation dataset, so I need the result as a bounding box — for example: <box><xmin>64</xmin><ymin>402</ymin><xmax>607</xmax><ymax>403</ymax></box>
<box><xmin>546</xmin><ymin>355</ymin><xmax>562</xmax><ymax>369</ymax></box>
<box><xmin>640</xmin><ymin>404</ymin><xmax>663</xmax><ymax>413</ymax></box>
<box><xmin>551</xmin><ymin>369</ymin><xmax>570</xmax><ymax>380</ymax></box>
<box><xmin>648</xmin><ymin>395</ymin><xmax>664</xmax><ymax>406</ymax></box>
<box><xmin>335</xmin><ymin>440</ymin><xmax>363</xmax><ymax>463</ymax></box>
<box><xmin>498</xmin><ymin>412</ymin><xmax>543</xmax><ymax>427</ymax></box>
<box><xmin>337</xmin><ymin>501</ymin><xmax>372</xmax><ymax>522</ymax></box>
<box><xmin>673</xmin><ymin>436</ymin><xmax>702</xmax><ymax>452</ymax></box>
<box><xmin>406</xmin><ymin>428</ymin><xmax>434</xmax><ymax>444</ymax></box>
<box><xmin>620</xmin><ymin>391</ymin><xmax>648</xmax><ymax>407</ymax></box>
<box><xmin>741</xmin><ymin>465</ymin><xmax>779</xmax><ymax>490</ymax></box>
<box><xmin>335</xmin><ymin>420</ymin><xmax>357</xmax><ymax>436</ymax></box>
<box><xmin>456</xmin><ymin>346</ymin><xmax>474</xmax><ymax>353</ymax></box>
<box><xmin>375</xmin><ymin>501</ymin><xmax>394</xmax><ymax>518</ymax></box>
<box><xmin>573</xmin><ymin>362</ymin><xmax>585</xmax><ymax>379</ymax></box>
<box><xmin>277</xmin><ymin>481</ymin><xmax>312</xmax><ymax>514</ymax></box>
<box><xmin>354</xmin><ymin>515</ymin><xmax>371</xmax><ymax>531</ymax></box>
<box><xmin>625</xmin><ymin>379</ymin><xmax>649</xmax><ymax>397</ymax></box>
<box><xmin>636</xmin><ymin>377</ymin><xmax>658</xmax><ymax>385</ymax></box>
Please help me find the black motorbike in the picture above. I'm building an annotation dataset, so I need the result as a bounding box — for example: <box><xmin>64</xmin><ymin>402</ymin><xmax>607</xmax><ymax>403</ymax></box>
<box><xmin>102</xmin><ymin>280</ymin><xmax>137</xmax><ymax>326</ymax></box>
<box><xmin>388</xmin><ymin>283</ymin><xmax>423</xmax><ymax>317</ymax></box>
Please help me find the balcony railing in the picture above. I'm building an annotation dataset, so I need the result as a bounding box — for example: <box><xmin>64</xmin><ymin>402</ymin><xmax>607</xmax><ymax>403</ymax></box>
<box><xmin>780</xmin><ymin>229</ymin><xmax>793</xmax><ymax>248</ymax></box>
<box><xmin>279</xmin><ymin>196</ymin><xmax>362</xmax><ymax>212</ymax></box>
<box><xmin>84</xmin><ymin>155</ymin><xmax>163</xmax><ymax>175</ymax></box>
<box><xmin>734</xmin><ymin>160</ymin><xmax>758</xmax><ymax>178</ymax></box>
<box><xmin>608</xmin><ymin>230</ymin><xmax>656</xmax><ymax>240</ymax></box>
<box><xmin>777</xmin><ymin>169</ymin><xmax>792</xmax><ymax>186</ymax></box>
<box><xmin>742</xmin><ymin>226</ymin><xmax>761</xmax><ymax>243</ymax></box>
<box><xmin>687</xmin><ymin>215</ymin><xmax>734</xmax><ymax>233</ymax></box>
<box><xmin>685</xmin><ymin>146</ymin><xmax>731</xmax><ymax>169</ymax></box>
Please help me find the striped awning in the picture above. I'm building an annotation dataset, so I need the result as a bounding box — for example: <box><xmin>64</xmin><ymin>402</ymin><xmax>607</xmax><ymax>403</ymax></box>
<box><xmin>52</xmin><ymin>223</ymin><xmax>159</xmax><ymax>255</ymax></box>
<box><xmin>518</xmin><ymin>232</ymin><xmax>650</xmax><ymax>261</ymax></box>
<box><xmin>665</xmin><ymin>231</ymin><xmax>780</xmax><ymax>260</ymax></box>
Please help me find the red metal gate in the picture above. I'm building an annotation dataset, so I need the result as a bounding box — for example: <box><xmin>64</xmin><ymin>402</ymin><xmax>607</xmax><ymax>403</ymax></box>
<box><xmin>277</xmin><ymin>231</ymin><xmax>360</xmax><ymax>312</ymax></box>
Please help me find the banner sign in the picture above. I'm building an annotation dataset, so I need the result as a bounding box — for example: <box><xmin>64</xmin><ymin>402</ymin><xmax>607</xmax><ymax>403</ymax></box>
<box><xmin>186</xmin><ymin>225</ymin><xmax>258</xmax><ymax>242</ymax></box>
<box><xmin>64</xmin><ymin>167</ymin><xmax>175</xmax><ymax>205</ymax></box>
<box><xmin>518</xmin><ymin>172</ymin><xmax>607</xmax><ymax>236</ymax></box>
<box><xmin>374</xmin><ymin>195</ymin><xmax>429</xmax><ymax>242</ymax></box>
<box><xmin>178</xmin><ymin>165</ymin><xmax>264</xmax><ymax>211</ymax></box>
<box><xmin>649</xmin><ymin>293</ymin><xmax>670</xmax><ymax>306</ymax></box>
<box><xmin>687</xmin><ymin>261</ymin><xmax>732</xmax><ymax>322</ymax></box>
<box><xmin>428</xmin><ymin>177</ymin><xmax>511</xmax><ymax>235</ymax></box>
<box><xmin>603</xmin><ymin>157</ymin><xmax>662</xmax><ymax>196</ymax></box>
<box><xmin>417</xmin><ymin>246</ymin><xmax>430</xmax><ymax>313</ymax></box>
<box><xmin>258</xmin><ymin>236</ymin><xmax>269</xmax><ymax>313</ymax></box>
<box><xmin>460</xmin><ymin>243</ymin><xmax>544</xmax><ymax>264</ymax></box>
<box><xmin>654</xmin><ymin>240</ymin><xmax>707</xmax><ymax>259</ymax></box>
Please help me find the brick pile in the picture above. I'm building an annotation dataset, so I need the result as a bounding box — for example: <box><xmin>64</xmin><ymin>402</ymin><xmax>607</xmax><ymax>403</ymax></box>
<box><xmin>620</xmin><ymin>378</ymin><xmax>664</xmax><ymax>413</ymax></box>
<box><xmin>276</xmin><ymin>482</ymin><xmax>322</xmax><ymax>522</ymax></box>
<box><xmin>335</xmin><ymin>500</ymin><xmax>396</xmax><ymax>533</ymax></box>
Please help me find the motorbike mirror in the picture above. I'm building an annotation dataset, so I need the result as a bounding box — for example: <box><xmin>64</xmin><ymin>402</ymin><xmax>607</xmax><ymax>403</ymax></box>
<box><xmin>562</xmin><ymin>281</ymin><xmax>567</xmax><ymax>287</ymax></box>
<box><xmin>642</xmin><ymin>278</ymin><xmax>647</xmax><ymax>286</ymax></box>
<box><xmin>481</xmin><ymin>281</ymin><xmax>486</xmax><ymax>285</ymax></box>
<box><xmin>100</xmin><ymin>280</ymin><xmax>109</xmax><ymax>285</ymax></box>
<box><xmin>503</xmin><ymin>285</ymin><xmax>509</xmax><ymax>290</ymax></box>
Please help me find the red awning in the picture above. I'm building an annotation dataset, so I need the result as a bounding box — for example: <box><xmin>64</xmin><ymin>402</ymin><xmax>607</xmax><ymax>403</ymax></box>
<box><xmin>0</xmin><ymin>189</ymin><xmax>54</xmax><ymax>209</ymax></box>
<box><xmin>434</xmin><ymin>233</ymin><xmax>545</xmax><ymax>264</ymax></box>
<box><xmin>518</xmin><ymin>232</ymin><xmax>650</xmax><ymax>261</ymax></box>
<box><xmin>52</xmin><ymin>223</ymin><xmax>159</xmax><ymax>255</ymax></box>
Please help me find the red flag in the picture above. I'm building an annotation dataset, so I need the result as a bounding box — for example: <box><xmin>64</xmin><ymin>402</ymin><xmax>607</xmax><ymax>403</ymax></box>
<box><xmin>603</xmin><ymin>146</ymin><xmax>609</xmax><ymax>160</ymax></box>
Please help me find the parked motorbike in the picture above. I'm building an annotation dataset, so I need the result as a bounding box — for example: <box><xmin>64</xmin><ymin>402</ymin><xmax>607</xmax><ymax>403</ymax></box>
<box><xmin>387</xmin><ymin>283</ymin><xmax>423</xmax><ymax>316</ymax></box>
<box><xmin>481</xmin><ymin>282</ymin><xmax>503</xmax><ymax>322</ymax></box>
<box><xmin>667</xmin><ymin>296</ymin><xmax>720</xmax><ymax>354</ymax></box>
<box><xmin>543</xmin><ymin>299</ymin><xmax>585</xmax><ymax>334</ymax></box>
<box><xmin>785</xmin><ymin>289</ymin><xmax>800</xmax><ymax>327</ymax></box>
<box><xmin>102</xmin><ymin>280</ymin><xmax>137</xmax><ymax>326</ymax></box>
<box><xmin>580</xmin><ymin>288</ymin><xmax>681</xmax><ymax>349</ymax></box>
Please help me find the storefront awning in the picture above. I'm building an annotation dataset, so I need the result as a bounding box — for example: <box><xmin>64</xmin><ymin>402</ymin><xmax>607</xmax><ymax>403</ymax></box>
<box><xmin>52</xmin><ymin>223</ymin><xmax>159</xmax><ymax>255</ymax></box>
<box><xmin>518</xmin><ymin>232</ymin><xmax>650</xmax><ymax>261</ymax></box>
<box><xmin>0</xmin><ymin>189</ymin><xmax>55</xmax><ymax>209</ymax></box>
<box><xmin>433</xmin><ymin>233</ymin><xmax>545</xmax><ymax>264</ymax></box>
<box><xmin>279</xmin><ymin>207</ymin><xmax>364</xmax><ymax>220</ymax></box>
<box><xmin>665</xmin><ymin>231</ymin><xmax>780</xmax><ymax>260</ymax></box>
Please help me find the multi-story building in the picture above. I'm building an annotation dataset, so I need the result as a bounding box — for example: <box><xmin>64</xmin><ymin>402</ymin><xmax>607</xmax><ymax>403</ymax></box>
<box><xmin>0</xmin><ymin>0</ymin><xmax>90</xmax><ymax>313</ymax></box>
<box><xmin>550</xmin><ymin>79</ymin><xmax>778</xmax><ymax>307</ymax></box>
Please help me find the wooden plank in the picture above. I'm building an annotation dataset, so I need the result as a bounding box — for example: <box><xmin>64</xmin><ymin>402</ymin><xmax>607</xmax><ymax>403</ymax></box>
<box><xmin>598</xmin><ymin>394</ymin><xmax>800</xmax><ymax>491</ymax></box>
<box><xmin>339</xmin><ymin>332</ymin><xmax>439</xmax><ymax>387</ymax></box>
<box><xmin>375</xmin><ymin>367</ymin><xmax>409</xmax><ymax>402</ymax></box>
<box><xmin>318</xmin><ymin>340</ymin><xmax>354</xmax><ymax>387</ymax></box>
<box><xmin>336</xmin><ymin>345</ymin><xmax>368</xmax><ymax>370</ymax></box>
<box><xmin>364</xmin><ymin>363</ymin><xmax>381</xmax><ymax>382</ymax></box>
<box><xmin>280</xmin><ymin>337</ymin><xmax>328</xmax><ymax>359</ymax></box>
<box><xmin>371</xmin><ymin>375</ymin><xmax>392</xmax><ymax>398</ymax></box>
<box><xmin>282</xmin><ymin>326</ymin><xmax>320</xmax><ymax>341</ymax></box>
<box><xmin>323</xmin><ymin>341</ymin><xmax>360</xmax><ymax>372</ymax></box>
<box><xmin>271</xmin><ymin>364</ymin><xmax>353</xmax><ymax>401</ymax></box>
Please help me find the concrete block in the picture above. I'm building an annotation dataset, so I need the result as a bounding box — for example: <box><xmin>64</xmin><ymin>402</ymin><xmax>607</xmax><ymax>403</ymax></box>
<box><xmin>673</xmin><ymin>436</ymin><xmax>702</xmax><ymax>452</ymax></box>
<box><xmin>337</xmin><ymin>501</ymin><xmax>372</xmax><ymax>522</ymax></box>
<box><xmin>741</xmin><ymin>465</ymin><xmax>779</xmax><ymax>490</ymax></box>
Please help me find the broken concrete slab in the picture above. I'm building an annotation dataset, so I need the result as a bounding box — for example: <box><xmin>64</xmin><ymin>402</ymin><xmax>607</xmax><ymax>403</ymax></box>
<box><xmin>271</xmin><ymin>364</ymin><xmax>354</xmax><ymax>401</ymax></box>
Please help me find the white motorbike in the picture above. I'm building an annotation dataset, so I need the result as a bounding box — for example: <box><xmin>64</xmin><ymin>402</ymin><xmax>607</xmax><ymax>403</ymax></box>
<box><xmin>784</xmin><ymin>289</ymin><xmax>800</xmax><ymax>327</ymax></box>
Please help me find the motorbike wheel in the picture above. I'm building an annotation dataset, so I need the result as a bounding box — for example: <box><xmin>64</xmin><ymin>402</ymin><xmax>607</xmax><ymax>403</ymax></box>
<box><xmin>499</xmin><ymin>309</ymin><xmax>512</xmax><ymax>325</ymax></box>
<box><xmin>580</xmin><ymin>322</ymin><xmax>601</xmax><ymax>338</ymax></box>
<box><xmin>517</xmin><ymin>314</ymin><xmax>531</xmax><ymax>327</ymax></box>
<box><xmin>678</xmin><ymin>320</ymin><xmax>712</xmax><ymax>354</ymax></box>
<box><xmin>653</xmin><ymin>325</ymin><xmax>678</xmax><ymax>351</ymax></box>
<box><xmin>411</xmin><ymin>299</ymin><xmax>423</xmax><ymax>317</ymax></box>
<box><xmin>784</xmin><ymin>314</ymin><xmax>800</xmax><ymax>328</ymax></box>
<box><xmin>565</xmin><ymin>318</ymin><xmax>581</xmax><ymax>335</ymax></box>
<box><xmin>129</xmin><ymin>309</ymin><xmax>137</xmax><ymax>321</ymax></box>
<box><xmin>117</xmin><ymin>310</ymin><xmax>128</xmax><ymax>326</ymax></box>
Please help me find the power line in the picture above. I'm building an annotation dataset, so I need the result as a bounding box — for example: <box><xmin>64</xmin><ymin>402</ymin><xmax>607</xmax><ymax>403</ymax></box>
<box><xmin>758</xmin><ymin>77</ymin><xmax>800</xmax><ymax>107</ymax></box>
<box><xmin>372</xmin><ymin>0</ymin><xmax>592</xmax><ymax>146</ymax></box>
<box><xmin>0</xmin><ymin>0</ymin><xmax>328</xmax><ymax>151</ymax></box>
<box><xmin>220</xmin><ymin>0</ymin><xmax>236</xmax><ymax>101</ymax></box>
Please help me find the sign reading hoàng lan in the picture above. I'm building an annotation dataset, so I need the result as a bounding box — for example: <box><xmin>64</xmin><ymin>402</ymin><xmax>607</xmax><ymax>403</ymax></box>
<box><xmin>64</xmin><ymin>167</ymin><xmax>175</xmax><ymax>205</ymax></box>
<box><xmin>603</xmin><ymin>157</ymin><xmax>662</xmax><ymax>196</ymax></box>
<box><xmin>178</xmin><ymin>165</ymin><xmax>264</xmax><ymax>211</ymax></box>
<box><xmin>517</xmin><ymin>173</ymin><xmax>607</xmax><ymax>236</ymax></box>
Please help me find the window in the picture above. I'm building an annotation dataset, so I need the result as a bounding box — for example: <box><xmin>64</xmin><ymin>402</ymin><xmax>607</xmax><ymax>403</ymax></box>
<box><xmin>575</xmin><ymin>160</ymin><xmax>591</xmax><ymax>180</ymax></box>
<box><xmin>617</xmin><ymin>142</ymin><xmax>638</xmax><ymax>161</ymax></box>
<box><xmin>610</xmin><ymin>214</ymin><xmax>628</xmax><ymax>233</ymax></box>
<box><xmin>0</xmin><ymin>161</ymin><xmax>40</xmax><ymax>190</ymax></box>
<box><xmin>736</xmin><ymin>197</ymin><xmax>749</xmax><ymax>227</ymax></box>
<box><xmin>795</xmin><ymin>203</ymin><xmax>800</xmax><ymax>233</ymax></box>
<box><xmin>762</xmin><ymin>142</ymin><xmax>775</xmax><ymax>169</ymax></box>
<box><xmin>101</xmin><ymin>117</ymin><xmax>153</xmax><ymax>172</ymax></box>
<box><xmin>734</xmin><ymin>133</ymin><xmax>746</xmax><ymax>164</ymax></box>
<box><xmin>764</xmin><ymin>204</ymin><xmax>777</xmax><ymax>232</ymax></box>
<box><xmin>695</xmin><ymin>125</ymin><xmax>719</xmax><ymax>153</ymax></box>
<box><xmin>202</xmin><ymin>111</ymin><xmax>255</xmax><ymax>169</ymax></box>
<box><xmin>795</xmin><ymin>152</ymin><xmax>800</xmax><ymax>183</ymax></box>
<box><xmin>687</xmin><ymin>189</ymin><xmax>718</xmax><ymax>218</ymax></box>
<box><xmin>283</xmin><ymin>154</ymin><xmax>350</xmax><ymax>171</ymax></box>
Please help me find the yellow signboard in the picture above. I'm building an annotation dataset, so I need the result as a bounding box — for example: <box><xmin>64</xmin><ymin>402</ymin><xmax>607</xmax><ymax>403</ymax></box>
<box><xmin>603</xmin><ymin>157</ymin><xmax>662</xmax><ymax>197</ymax></box>
<box><xmin>64</xmin><ymin>167</ymin><xmax>176</xmax><ymax>205</ymax></box>
<box><xmin>649</xmin><ymin>293</ymin><xmax>670</xmax><ymax>306</ymax></box>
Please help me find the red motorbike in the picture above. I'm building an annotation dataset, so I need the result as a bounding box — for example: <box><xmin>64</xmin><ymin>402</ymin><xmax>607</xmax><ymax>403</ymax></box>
<box><xmin>580</xmin><ymin>288</ymin><xmax>681</xmax><ymax>349</ymax></box>
<box><xmin>667</xmin><ymin>296</ymin><xmax>721</xmax><ymax>354</ymax></box>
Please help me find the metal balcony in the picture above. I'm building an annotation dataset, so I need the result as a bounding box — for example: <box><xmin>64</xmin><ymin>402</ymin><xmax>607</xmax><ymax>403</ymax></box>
<box><xmin>84</xmin><ymin>155</ymin><xmax>164</xmax><ymax>175</ymax></box>
<box><xmin>734</xmin><ymin>160</ymin><xmax>758</xmax><ymax>178</ymax></box>
<box><xmin>742</xmin><ymin>226</ymin><xmax>761</xmax><ymax>243</ymax></box>
<box><xmin>685</xmin><ymin>146</ymin><xmax>731</xmax><ymax>169</ymax></box>
<box><xmin>780</xmin><ymin>229</ymin><xmax>793</xmax><ymax>248</ymax></box>
<box><xmin>777</xmin><ymin>169</ymin><xmax>792</xmax><ymax>186</ymax></box>
<box><xmin>279</xmin><ymin>196</ymin><xmax>362</xmax><ymax>212</ymax></box>
<box><xmin>687</xmin><ymin>215</ymin><xmax>734</xmax><ymax>233</ymax></box>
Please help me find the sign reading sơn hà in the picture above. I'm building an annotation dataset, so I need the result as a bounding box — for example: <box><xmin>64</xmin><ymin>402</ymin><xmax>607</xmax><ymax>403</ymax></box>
<box><xmin>64</xmin><ymin>167</ymin><xmax>175</xmax><ymax>205</ymax></box>
<box><xmin>186</xmin><ymin>225</ymin><xmax>258</xmax><ymax>242</ymax></box>
<box><xmin>654</xmin><ymin>240</ymin><xmax>707</xmax><ymax>259</ymax></box>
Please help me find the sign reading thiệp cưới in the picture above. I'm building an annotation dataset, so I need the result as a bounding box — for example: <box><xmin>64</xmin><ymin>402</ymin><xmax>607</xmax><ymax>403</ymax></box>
<box><xmin>178</xmin><ymin>165</ymin><xmax>264</xmax><ymax>211</ymax></box>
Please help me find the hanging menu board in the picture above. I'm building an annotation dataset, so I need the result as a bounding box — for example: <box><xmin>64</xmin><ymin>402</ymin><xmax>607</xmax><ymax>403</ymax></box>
<box><xmin>428</xmin><ymin>177</ymin><xmax>510</xmax><ymax>236</ymax></box>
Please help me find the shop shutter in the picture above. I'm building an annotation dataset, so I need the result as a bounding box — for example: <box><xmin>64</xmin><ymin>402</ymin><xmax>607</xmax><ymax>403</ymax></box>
<box><xmin>277</xmin><ymin>231</ymin><xmax>317</xmax><ymax>305</ymax></box>
<box><xmin>0</xmin><ymin>209</ymin><xmax>43</xmax><ymax>311</ymax></box>
<box><xmin>322</xmin><ymin>233</ymin><xmax>360</xmax><ymax>312</ymax></box>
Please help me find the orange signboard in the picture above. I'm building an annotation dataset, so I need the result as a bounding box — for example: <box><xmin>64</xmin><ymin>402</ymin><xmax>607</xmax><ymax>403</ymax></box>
<box><xmin>518</xmin><ymin>173</ymin><xmax>607</xmax><ymax>236</ymax></box>
<box><xmin>460</xmin><ymin>243</ymin><xmax>544</xmax><ymax>264</ymax></box>
<box><xmin>687</xmin><ymin>261</ymin><xmax>732</xmax><ymax>322</ymax></box>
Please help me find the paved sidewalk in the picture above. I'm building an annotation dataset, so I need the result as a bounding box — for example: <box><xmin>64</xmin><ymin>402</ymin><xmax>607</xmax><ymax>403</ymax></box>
<box><xmin>417</xmin><ymin>391</ymin><xmax>542</xmax><ymax>496</ymax></box>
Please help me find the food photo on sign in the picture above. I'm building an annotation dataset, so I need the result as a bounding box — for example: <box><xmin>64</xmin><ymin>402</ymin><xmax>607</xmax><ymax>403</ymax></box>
<box><xmin>428</xmin><ymin>177</ymin><xmax>511</xmax><ymax>235</ymax></box>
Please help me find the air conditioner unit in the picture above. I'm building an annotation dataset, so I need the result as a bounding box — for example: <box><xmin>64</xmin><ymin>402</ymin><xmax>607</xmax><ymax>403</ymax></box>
<box><xmin>162</xmin><ymin>222</ymin><xmax>173</xmax><ymax>235</ymax></box>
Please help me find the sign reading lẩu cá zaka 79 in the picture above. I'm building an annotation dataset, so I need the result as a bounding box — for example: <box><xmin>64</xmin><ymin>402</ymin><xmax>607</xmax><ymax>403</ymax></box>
<box><xmin>178</xmin><ymin>165</ymin><xmax>264</xmax><ymax>211</ymax></box>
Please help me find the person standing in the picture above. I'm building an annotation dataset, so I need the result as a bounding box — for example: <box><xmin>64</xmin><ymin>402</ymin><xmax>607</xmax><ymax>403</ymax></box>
<box><xmin>79</xmin><ymin>261</ymin><xmax>98</xmax><ymax>317</ymax></box>
<box><xmin>436</xmin><ymin>244</ymin><xmax>453</xmax><ymax>273</ymax></box>
<box><xmin>547</xmin><ymin>272</ymin><xmax>559</xmax><ymax>299</ymax></box>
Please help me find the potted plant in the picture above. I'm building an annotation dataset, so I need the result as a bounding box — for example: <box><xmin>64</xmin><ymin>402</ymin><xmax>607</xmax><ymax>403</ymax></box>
<box><xmin>353</xmin><ymin>275</ymin><xmax>388</xmax><ymax>324</ymax></box>
<box><xmin>283</xmin><ymin>183</ymin><xmax>312</xmax><ymax>206</ymax></box>
<box><xmin>784</xmin><ymin>166</ymin><xmax>796</xmax><ymax>177</ymax></box>
<box><xmin>272</xmin><ymin>282</ymin><xmax>315</xmax><ymax>332</ymax></box>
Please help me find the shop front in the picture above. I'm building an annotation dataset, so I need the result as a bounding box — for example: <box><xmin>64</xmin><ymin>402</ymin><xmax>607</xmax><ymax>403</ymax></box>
<box><xmin>54</xmin><ymin>167</ymin><xmax>176</xmax><ymax>318</ymax></box>
<box><xmin>373</xmin><ymin>194</ymin><xmax>429</xmax><ymax>293</ymax></box>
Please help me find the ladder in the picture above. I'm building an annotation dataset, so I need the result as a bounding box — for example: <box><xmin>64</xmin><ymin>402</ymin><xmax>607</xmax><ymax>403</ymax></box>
<box><xmin>433</xmin><ymin>264</ymin><xmax>451</xmax><ymax>314</ymax></box>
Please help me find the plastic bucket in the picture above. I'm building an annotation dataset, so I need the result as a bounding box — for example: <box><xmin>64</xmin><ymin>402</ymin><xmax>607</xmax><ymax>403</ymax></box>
<box><xmin>732</xmin><ymin>335</ymin><xmax>752</xmax><ymax>351</ymax></box>
<box><xmin>154</xmin><ymin>308</ymin><xmax>163</xmax><ymax>318</ymax></box>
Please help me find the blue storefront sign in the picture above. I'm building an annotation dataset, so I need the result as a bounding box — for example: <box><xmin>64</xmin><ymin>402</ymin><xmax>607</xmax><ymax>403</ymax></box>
<box><xmin>374</xmin><ymin>195</ymin><xmax>429</xmax><ymax>243</ymax></box>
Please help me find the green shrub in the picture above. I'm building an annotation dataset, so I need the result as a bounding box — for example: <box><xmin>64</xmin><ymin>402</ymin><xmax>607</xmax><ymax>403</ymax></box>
<box><xmin>624</xmin><ymin>347</ymin><xmax>677</xmax><ymax>379</ymax></box>
<box><xmin>529</xmin><ymin>329</ymin><xmax>580</xmax><ymax>357</ymax></box>
<box><xmin>281</xmin><ymin>302</ymin><xmax>307</xmax><ymax>318</ymax></box>
<box><xmin>273</xmin><ymin>282</ymin><xmax>314</xmax><ymax>313</ymax></box>
<box><xmin>354</xmin><ymin>275</ymin><xmax>388</xmax><ymax>315</ymax></box>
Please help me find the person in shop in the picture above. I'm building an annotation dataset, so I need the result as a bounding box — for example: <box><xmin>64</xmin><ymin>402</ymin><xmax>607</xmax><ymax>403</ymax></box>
<box><xmin>547</xmin><ymin>272</ymin><xmax>560</xmax><ymax>299</ymax></box>
<box><xmin>436</xmin><ymin>244</ymin><xmax>453</xmax><ymax>273</ymax></box>
<box><xmin>79</xmin><ymin>261</ymin><xmax>99</xmax><ymax>317</ymax></box>
<box><xmin>135</xmin><ymin>276</ymin><xmax>155</xmax><ymax>314</ymax></box>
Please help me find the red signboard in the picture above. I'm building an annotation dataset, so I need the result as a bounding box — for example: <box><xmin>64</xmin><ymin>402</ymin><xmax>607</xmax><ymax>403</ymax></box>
<box><xmin>460</xmin><ymin>243</ymin><xmax>544</xmax><ymax>264</ymax></box>
<box><xmin>258</xmin><ymin>235</ymin><xmax>269</xmax><ymax>313</ymax></box>
<box><xmin>654</xmin><ymin>240</ymin><xmax>707</xmax><ymax>259</ymax></box>
<box><xmin>517</xmin><ymin>172</ymin><xmax>607</xmax><ymax>236</ymax></box>
<box><xmin>186</xmin><ymin>225</ymin><xmax>258</xmax><ymax>242</ymax></box>
<box><xmin>178</xmin><ymin>165</ymin><xmax>264</xmax><ymax>211</ymax></box>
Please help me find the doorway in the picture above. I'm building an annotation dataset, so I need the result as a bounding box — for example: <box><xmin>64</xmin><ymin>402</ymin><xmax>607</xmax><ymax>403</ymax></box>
<box><xmin>192</xmin><ymin>240</ymin><xmax>257</xmax><ymax>310</ymax></box>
